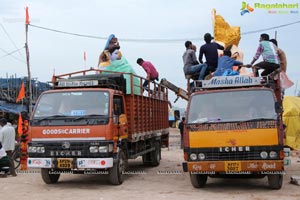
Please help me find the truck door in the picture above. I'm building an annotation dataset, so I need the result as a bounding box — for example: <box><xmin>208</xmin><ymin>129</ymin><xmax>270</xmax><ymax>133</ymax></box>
<box><xmin>113</xmin><ymin>95</ymin><xmax>128</xmax><ymax>139</ymax></box>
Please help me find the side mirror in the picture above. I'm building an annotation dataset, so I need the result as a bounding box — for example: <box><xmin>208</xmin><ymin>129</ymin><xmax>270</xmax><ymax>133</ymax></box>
<box><xmin>275</xmin><ymin>102</ymin><xmax>283</xmax><ymax>114</ymax></box>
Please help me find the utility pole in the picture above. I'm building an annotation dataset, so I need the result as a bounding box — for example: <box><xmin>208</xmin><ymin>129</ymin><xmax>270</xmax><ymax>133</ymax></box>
<box><xmin>25</xmin><ymin>6</ymin><xmax>33</xmax><ymax>115</ymax></box>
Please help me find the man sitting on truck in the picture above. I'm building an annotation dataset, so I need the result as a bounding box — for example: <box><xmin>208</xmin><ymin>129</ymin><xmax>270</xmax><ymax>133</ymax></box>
<box><xmin>249</xmin><ymin>33</ymin><xmax>280</xmax><ymax>77</ymax></box>
<box><xmin>199</xmin><ymin>33</ymin><xmax>224</xmax><ymax>76</ymax></box>
<box><xmin>213</xmin><ymin>49</ymin><xmax>243</xmax><ymax>76</ymax></box>
<box><xmin>183</xmin><ymin>41</ymin><xmax>207</xmax><ymax>80</ymax></box>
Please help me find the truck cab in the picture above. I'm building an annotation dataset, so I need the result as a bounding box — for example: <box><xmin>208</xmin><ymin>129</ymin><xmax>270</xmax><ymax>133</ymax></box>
<box><xmin>27</xmin><ymin>69</ymin><xmax>169</xmax><ymax>185</ymax></box>
<box><xmin>182</xmin><ymin>75</ymin><xmax>290</xmax><ymax>189</ymax></box>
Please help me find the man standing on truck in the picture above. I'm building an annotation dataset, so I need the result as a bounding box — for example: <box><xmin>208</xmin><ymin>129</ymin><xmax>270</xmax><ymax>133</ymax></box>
<box><xmin>137</xmin><ymin>58</ymin><xmax>159</xmax><ymax>90</ymax></box>
<box><xmin>249</xmin><ymin>33</ymin><xmax>280</xmax><ymax>77</ymax></box>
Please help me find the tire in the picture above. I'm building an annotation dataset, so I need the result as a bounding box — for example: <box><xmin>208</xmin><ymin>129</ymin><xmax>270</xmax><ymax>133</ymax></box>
<box><xmin>142</xmin><ymin>153</ymin><xmax>151</xmax><ymax>166</ymax></box>
<box><xmin>12</xmin><ymin>149</ymin><xmax>20</xmax><ymax>169</ymax></box>
<box><xmin>150</xmin><ymin>143</ymin><xmax>161</xmax><ymax>167</ymax></box>
<box><xmin>109</xmin><ymin>150</ymin><xmax>127</xmax><ymax>185</ymax></box>
<box><xmin>190</xmin><ymin>173</ymin><xmax>208</xmax><ymax>188</ymax></box>
<box><xmin>268</xmin><ymin>174</ymin><xmax>283</xmax><ymax>189</ymax></box>
<box><xmin>41</xmin><ymin>169</ymin><xmax>60</xmax><ymax>184</ymax></box>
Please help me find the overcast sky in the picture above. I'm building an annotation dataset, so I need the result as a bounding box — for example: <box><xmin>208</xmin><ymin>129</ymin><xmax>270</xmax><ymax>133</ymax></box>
<box><xmin>0</xmin><ymin>0</ymin><xmax>299</xmax><ymax>108</ymax></box>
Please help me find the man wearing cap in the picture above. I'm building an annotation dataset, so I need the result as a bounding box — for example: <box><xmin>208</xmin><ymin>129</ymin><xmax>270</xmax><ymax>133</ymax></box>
<box><xmin>0</xmin><ymin>118</ymin><xmax>17</xmax><ymax>176</ymax></box>
<box><xmin>199</xmin><ymin>33</ymin><xmax>224</xmax><ymax>74</ymax></box>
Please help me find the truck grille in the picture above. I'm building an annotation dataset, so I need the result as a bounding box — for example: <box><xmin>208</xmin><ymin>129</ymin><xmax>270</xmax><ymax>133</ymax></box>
<box><xmin>28</xmin><ymin>141</ymin><xmax>113</xmax><ymax>158</ymax></box>
<box><xmin>186</xmin><ymin>146</ymin><xmax>282</xmax><ymax>161</ymax></box>
<box><xmin>205</xmin><ymin>151</ymin><xmax>261</xmax><ymax>161</ymax></box>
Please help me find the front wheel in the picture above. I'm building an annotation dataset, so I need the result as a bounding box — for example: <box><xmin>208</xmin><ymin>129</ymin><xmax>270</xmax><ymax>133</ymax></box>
<box><xmin>268</xmin><ymin>174</ymin><xmax>283</xmax><ymax>189</ymax></box>
<box><xmin>190</xmin><ymin>173</ymin><xmax>207</xmax><ymax>188</ymax></box>
<box><xmin>12</xmin><ymin>148</ymin><xmax>20</xmax><ymax>169</ymax></box>
<box><xmin>41</xmin><ymin>169</ymin><xmax>60</xmax><ymax>184</ymax></box>
<box><xmin>108</xmin><ymin>150</ymin><xmax>127</xmax><ymax>185</ymax></box>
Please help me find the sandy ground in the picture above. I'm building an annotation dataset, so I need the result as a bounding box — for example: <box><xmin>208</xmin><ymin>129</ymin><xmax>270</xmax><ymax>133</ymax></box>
<box><xmin>1</xmin><ymin>128</ymin><xmax>300</xmax><ymax>200</ymax></box>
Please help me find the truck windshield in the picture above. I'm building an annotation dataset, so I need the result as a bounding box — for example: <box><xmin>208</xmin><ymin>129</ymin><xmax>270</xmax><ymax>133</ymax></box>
<box><xmin>33</xmin><ymin>91</ymin><xmax>109</xmax><ymax>118</ymax></box>
<box><xmin>187</xmin><ymin>89</ymin><xmax>276</xmax><ymax>124</ymax></box>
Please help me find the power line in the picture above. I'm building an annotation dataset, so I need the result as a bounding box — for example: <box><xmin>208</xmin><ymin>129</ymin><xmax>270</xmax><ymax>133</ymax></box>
<box><xmin>0</xmin><ymin>47</ymin><xmax>26</xmax><ymax>63</ymax></box>
<box><xmin>29</xmin><ymin>20</ymin><xmax>300</xmax><ymax>43</ymax></box>
<box><xmin>0</xmin><ymin>23</ymin><xmax>24</xmax><ymax>58</ymax></box>
<box><xmin>0</xmin><ymin>46</ymin><xmax>25</xmax><ymax>59</ymax></box>
<box><xmin>29</xmin><ymin>24</ymin><xmax>201</xmax><ymax>42</ymax></box>
<box><xmin>241</xmin><ymin>20</ymin><xmax>300</xmax><ymax>35</ymax></box>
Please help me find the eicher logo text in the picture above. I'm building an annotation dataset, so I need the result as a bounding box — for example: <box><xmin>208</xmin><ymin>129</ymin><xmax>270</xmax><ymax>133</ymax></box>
<box><xmin>219</xmin><ymin>146</ymin><xmax>250</xmax><ymax>152</ymax></box>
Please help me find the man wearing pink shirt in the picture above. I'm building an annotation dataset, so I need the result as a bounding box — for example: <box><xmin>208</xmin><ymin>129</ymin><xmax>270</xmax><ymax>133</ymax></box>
<box><xmin>137</xmin><ymin>58</ymin><xmax>159</xmax><ymax>89</ymax></box>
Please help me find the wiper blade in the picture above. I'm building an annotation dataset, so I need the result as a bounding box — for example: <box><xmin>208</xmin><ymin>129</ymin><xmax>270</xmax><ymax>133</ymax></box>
<box><xmin>35</xmin><ymin>115</ymin><xmax>67</xmax><ymax>122</ymax></box>
<box><xmin>189</xmin><ymin>117</ymin><xmax>221</xmax><ymax>124</ymax></box>
<box><xmin>239</xmin><ymin>118</ymin><xmax>276</xmax><ymax>123</ymax></box>
<box><xmin>73</xmin><ymin>114</ymin><xmax>106</xmax><ymax>121</ymax></box>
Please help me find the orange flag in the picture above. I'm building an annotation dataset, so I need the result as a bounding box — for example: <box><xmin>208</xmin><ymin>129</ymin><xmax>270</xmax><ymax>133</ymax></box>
<box><xmin>84</xmin><ymin>51</ymin><xmax>86</xmax><ymax>61</ymax></box>
<box><xmin>16</xmin><ymin>81</ymin><xmax>25</xmax><ymax>102</ymax></box>
<box><xmin>25</xmin><ymin>6</ymin><xmax>30</xmax><ymax>25</ymax></box>
<box><xmin>18</xmin><ymin>113</ymin><xmax>23</xmax><ymax>135</ymax></box>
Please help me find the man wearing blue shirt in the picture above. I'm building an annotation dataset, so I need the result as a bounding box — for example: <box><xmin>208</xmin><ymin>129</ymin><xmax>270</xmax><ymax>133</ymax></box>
<box><xmin>214</xmin><ymin>50</ymin><xmax>243</xmax><ymax>76</ymax></box>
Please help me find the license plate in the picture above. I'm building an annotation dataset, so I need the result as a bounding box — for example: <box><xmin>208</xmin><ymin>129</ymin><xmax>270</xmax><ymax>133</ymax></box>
<box><xmin>225</xmin><ymin>161</ymin><xmax>241</xmax><ymax>172</ymax></box>
<box><xmin>57</xmin><ymin>158</ymin><xmax>73</xmax><ymax>169</ymax></box>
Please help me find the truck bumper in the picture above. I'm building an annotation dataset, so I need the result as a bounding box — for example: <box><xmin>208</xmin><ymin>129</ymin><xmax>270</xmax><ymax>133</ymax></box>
<box><xmin>182</xmin><ymin>160</ymin><xmax>284</xmax><ymax>173</ymax></box>
<box><xmin>27</xmin><ymin>157</ymin><xmax>113</xmax><ymax>169</ymax></box>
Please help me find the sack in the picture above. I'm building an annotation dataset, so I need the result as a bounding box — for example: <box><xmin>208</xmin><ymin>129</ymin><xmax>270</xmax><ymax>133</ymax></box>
<box><xmin>222</xmin><ymin>69</ymin><xmax>239</xmax><ymax>76</ymax></box>
<box><xmin>280</xmin><ymin>71</ymin><xmax>294</xmax><ymax>89</ymax></box>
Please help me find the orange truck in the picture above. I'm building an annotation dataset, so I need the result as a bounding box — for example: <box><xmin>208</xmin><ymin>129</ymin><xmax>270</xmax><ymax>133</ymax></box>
<box><xmin>182</xmin><ymin>75</ymin><xmax>290</xmax><ymax>189</ymax></box>
<box><xmin>27</xmin><ymin>69</ymin><xmax>169</xmax><ymax>185</ymax></box>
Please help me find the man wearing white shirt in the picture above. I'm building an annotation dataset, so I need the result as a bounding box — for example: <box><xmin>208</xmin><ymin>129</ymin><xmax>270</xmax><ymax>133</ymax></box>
<box><xmin>0</xmin><ymin>118</ymin><xmax>17</xmax><ymax>176</ymax></box>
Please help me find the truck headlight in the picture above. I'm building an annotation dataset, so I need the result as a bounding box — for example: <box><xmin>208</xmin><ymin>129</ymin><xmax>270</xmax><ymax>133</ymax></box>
<box><xmin>190</xmin><ymin>153</ymin><xmax>197</xmax><ymax>161</ymax></box>
<box><xmin>108</xmin><ymin>144</ymin><xmax>113</xmax><ymax>152</ymax></box>
<box><xmin>198</xmin><ymin>153</ymin><xmax>205</xmax><ymax>160</ymax></box>
<box><xmin>260</xmin><ymin>151</ymin><xmax>268</xmax><ymax>159</ymax></box>
<box><xmin>89</xmin><ymin>146</ymin><xmax>98</xmax><ymax>153</ymax></box>
<box><xmin>28</xmin><ymin>146</ymin><xmax>37</xmax><ymax>153</ymax></box>
<box><xmin>269</xmin><ymin>151</ymin><xmax>278</xmax><ymax>158</ymax></box>
<box><xmin>99</xmin><ymin>146</ymin><xmax>108</xmax><ymax>153</ymax></box>
<box><xmin>28</xmin><ymin>146</ymin><xmax>45</xmax><ymax>153</ymax></box>
<box><xmin>36</xmin><ymin>146</ymin><xmax>45</xmax><ymax>153</ymax></box>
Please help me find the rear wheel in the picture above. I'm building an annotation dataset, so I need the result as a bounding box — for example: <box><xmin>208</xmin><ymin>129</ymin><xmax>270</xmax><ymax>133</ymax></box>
<box><xmin>142</xmin><ymin>142</ymin><xmax>161</xmax><ymax>167</ymax></box>
<box><xmin>268</xmin><ymin>174</ymin><xmax>283</xmax><ymax>189</ymax></box>
<box><xmin>41</xmin><ymin>169</ymin><xmax>60</xmax><ymax>184</ymax></box>
<box><xmin>150</xmin><ymin>142</ymin><xmax>161</xmax><ymax>167</ymax></box>
<box><xmin>109</xmin><ymin>150</ymin><xmax>127</xmax><ymax>185</ymax></box>
<box><xmin>142</xmin><ymin>153</ymin><xmax>151</xmax><ymax>166</ymax></box>
<box><xmin>190</xmin><ymin>173</ymin><xmax>207</xmax><ymax>188</ymax></box>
